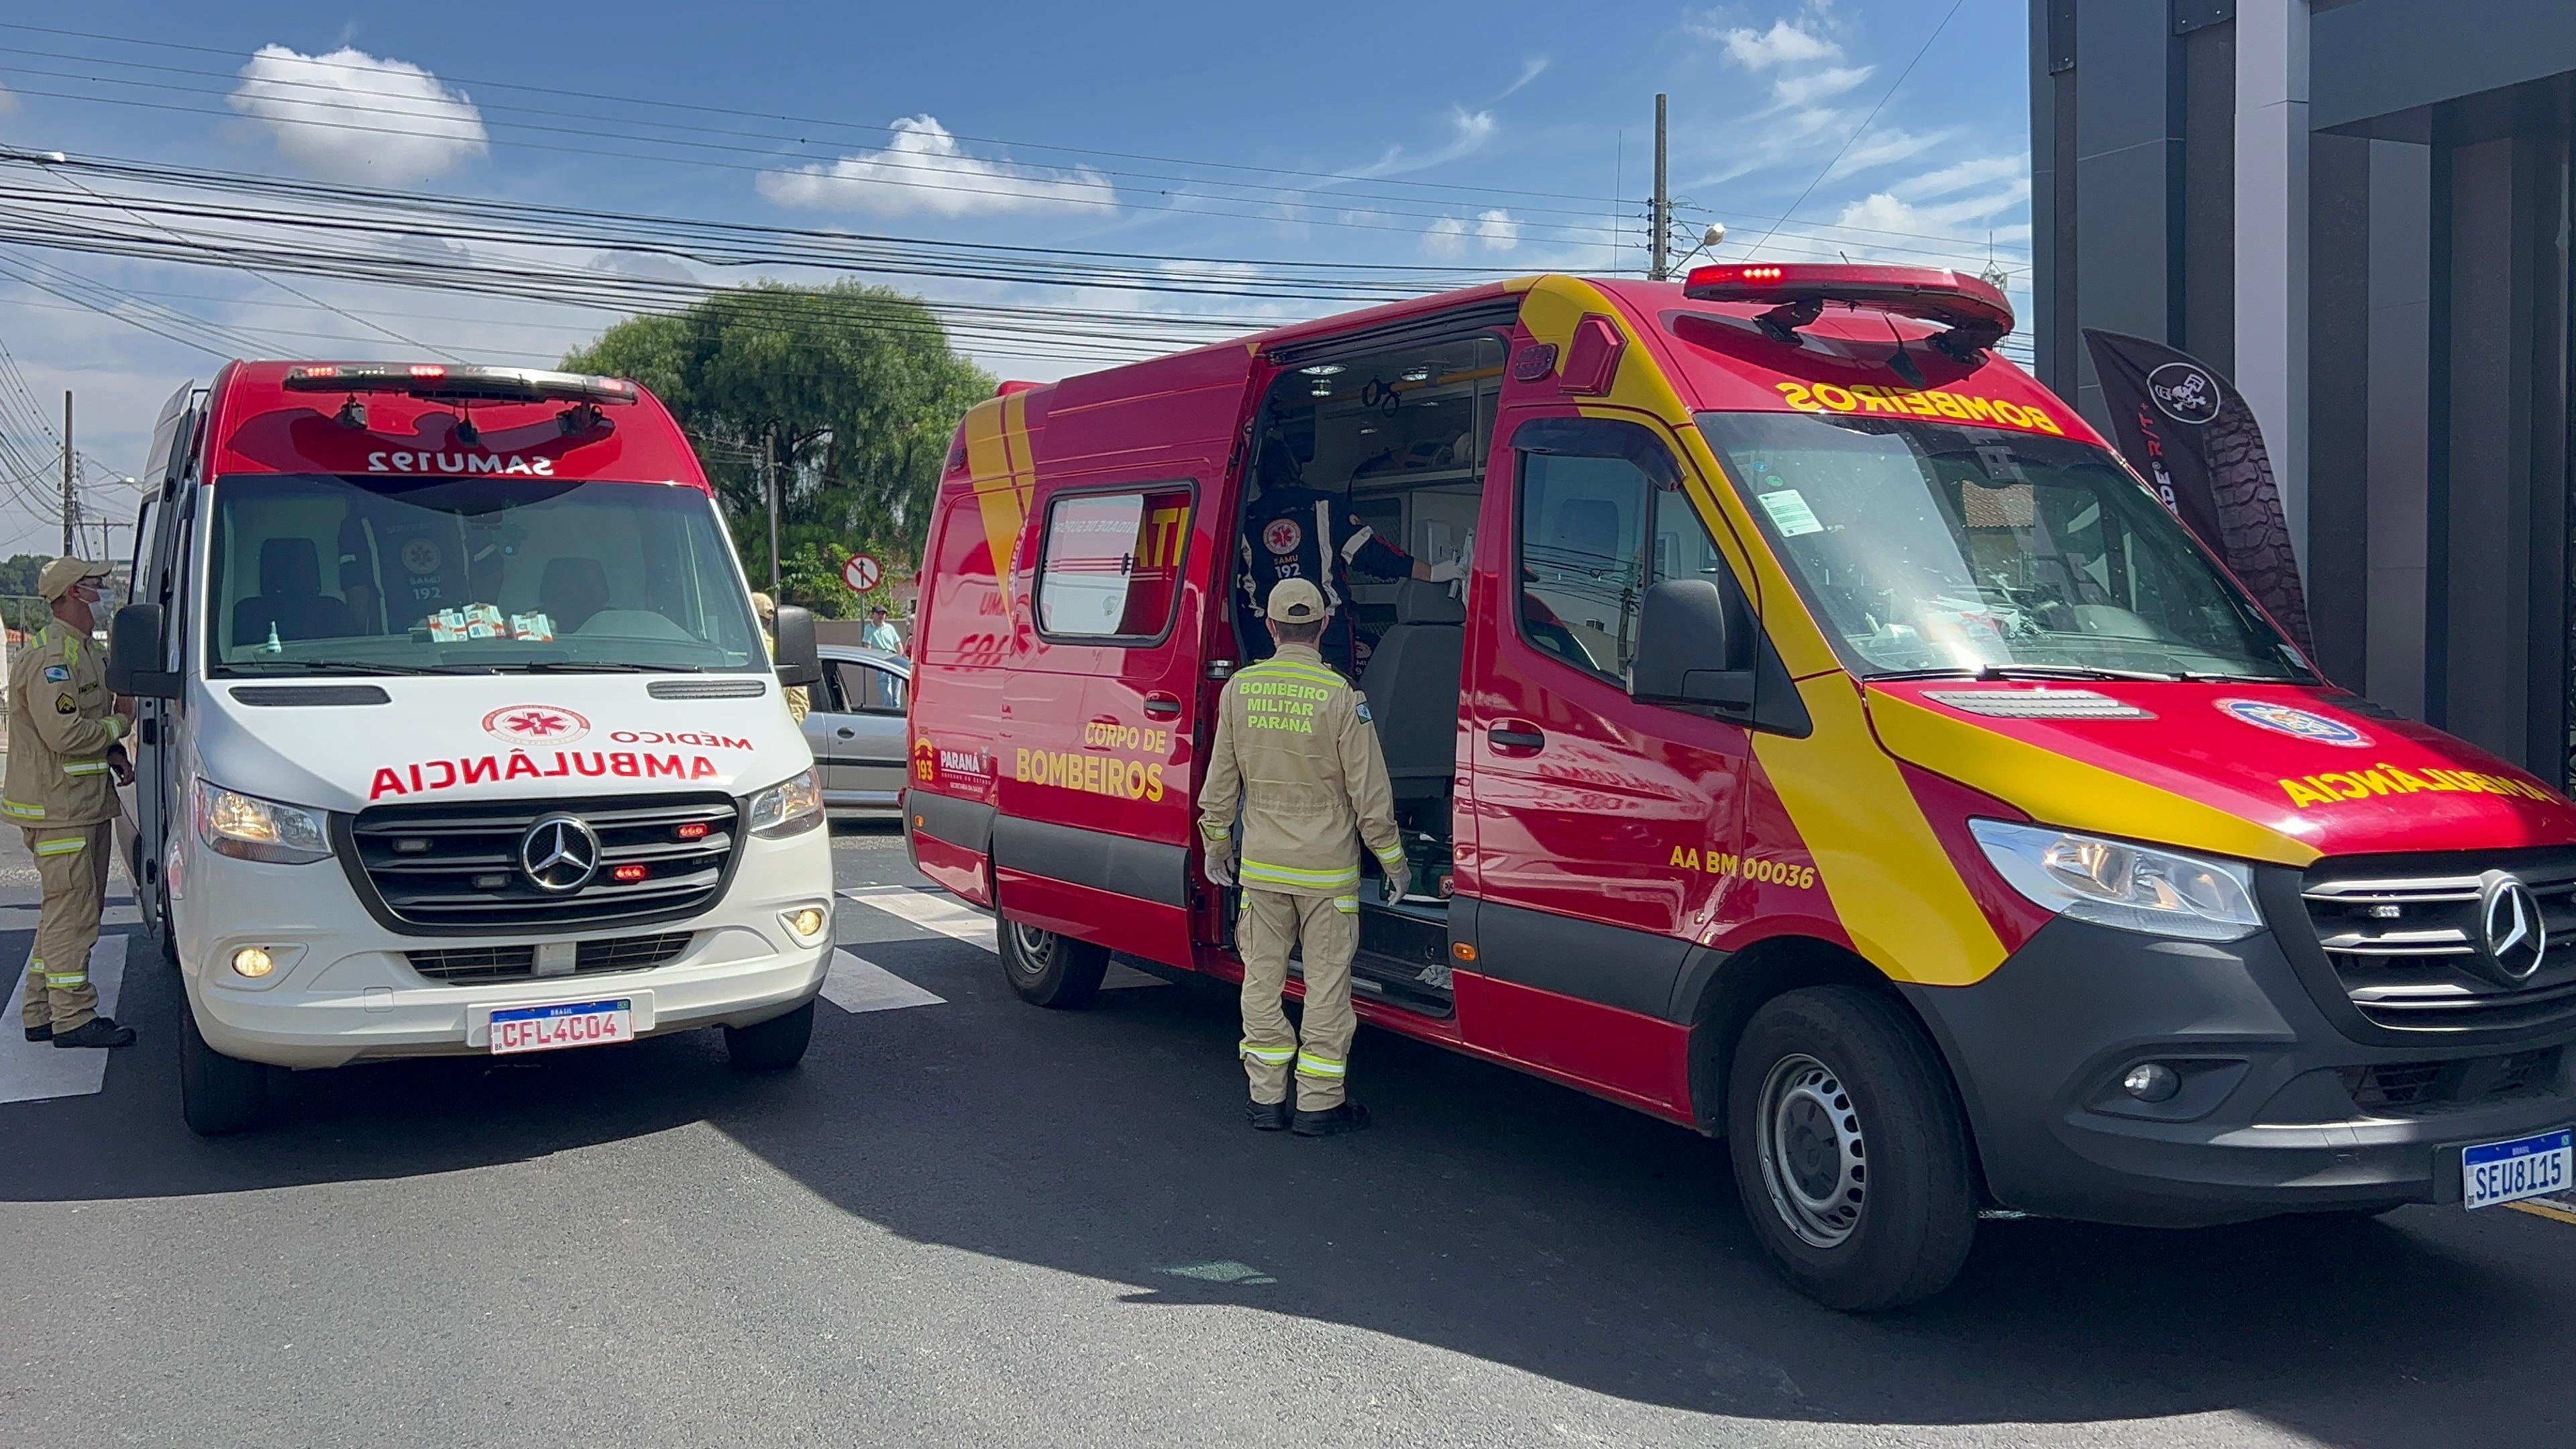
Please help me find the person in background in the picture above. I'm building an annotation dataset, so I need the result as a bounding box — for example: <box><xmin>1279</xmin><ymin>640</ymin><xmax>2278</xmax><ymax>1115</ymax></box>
<box><xmin>5</xmin><ymin>558</ymin><xmax>137</xmax><ymax>1049</ymax></box>
<box><xmin>862</xmin><ymin>605</ymin><xmax>902</xmax><ymax>654</ymax></box>
<box><xmin>751</xmin><ymin>592</ymin><xmax>809</xmax><ymax>723</ymax></box>
<box><xmin>1196</xmin><ymin>578</ymin><xmax>1406</xmax><ymax>1137</ymax></box>
<box><xmin>1236</xmin><ymin>433</ymin><xmax>1463</xmax><ymax>675</ymax></box>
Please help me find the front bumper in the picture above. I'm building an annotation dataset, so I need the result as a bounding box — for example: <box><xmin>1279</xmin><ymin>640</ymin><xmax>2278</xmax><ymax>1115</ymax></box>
<box><xmin>1903</xmin><ymin>916</ymin><xmax>2576</xmax><ymax>1226</ymax></box>
<box><xmin>174</xmin><ymin>826</ymin><xmax>834</xmax><ymax>1070</ymax></box>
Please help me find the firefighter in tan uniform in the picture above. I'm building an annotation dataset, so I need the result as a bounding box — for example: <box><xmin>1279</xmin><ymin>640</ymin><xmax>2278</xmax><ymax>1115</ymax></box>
<box><xmin>7</xmin><ymin>557</ymin><xmax>136</xmax><ymax>1049</ymax></box>
<box><xmin>1197</xmin><ymin>578</ymin><xmax>1407</xmax><ymax>1135</ymax></box>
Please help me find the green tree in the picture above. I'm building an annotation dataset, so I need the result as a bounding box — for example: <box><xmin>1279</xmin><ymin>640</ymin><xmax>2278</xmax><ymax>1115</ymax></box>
<box><xmin>562</xmin><ymin>282</ymin><xmax>990</xmax><ymax>612</ymax></box>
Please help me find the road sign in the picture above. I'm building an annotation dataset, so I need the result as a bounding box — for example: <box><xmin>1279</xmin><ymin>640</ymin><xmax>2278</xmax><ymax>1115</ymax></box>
<box><xmin>841</xmin><ymin>553</ymin><xmax>881</xmax><ymax>593</ymax></box>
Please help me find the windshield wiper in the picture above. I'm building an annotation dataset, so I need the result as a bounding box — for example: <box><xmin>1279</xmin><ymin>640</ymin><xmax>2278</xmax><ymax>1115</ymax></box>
<box><xmin>227</xmin><ymin>659</ymin><xmax>490</xmax><ymax>676</ymax></box>
<box><xmin>1866</xmin><ymin>663</ymin><xmax>2186</xmax><ymax>684</ymax></box>
<box><xmin>509</xmin><ymin>660</ymin><xmax>709</xmax><ymax>674</ymax></box>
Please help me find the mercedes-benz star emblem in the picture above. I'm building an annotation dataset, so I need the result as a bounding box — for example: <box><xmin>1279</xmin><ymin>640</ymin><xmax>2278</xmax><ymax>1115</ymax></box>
<box><xmin>519</xmin><ymin>814</ymin><xmax>601</xmax><ymax>894</ymax></box>
<box><xmin>2475</xmin><ymin>871</ymin><xmax>2547</xmax><ymax>984</ymax></box>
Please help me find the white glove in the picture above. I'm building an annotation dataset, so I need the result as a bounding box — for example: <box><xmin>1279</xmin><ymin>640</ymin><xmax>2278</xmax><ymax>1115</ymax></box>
<box><xmin>1203</xmin><ymin>849</ymin><xmax>1234</xmax><ymax>888</ymax></box>
<box><xmin>1382</xmin><ymin>857</ymin><xmax>1413</xmax><ymax>902</ymax></box>
<box><xmin>1425</xmin><ymin>557</ymin><xmax>1466</xmax><ymax>584</ymax></box>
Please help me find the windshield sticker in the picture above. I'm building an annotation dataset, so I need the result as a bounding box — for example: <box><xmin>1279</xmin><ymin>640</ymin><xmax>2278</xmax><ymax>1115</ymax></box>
<box><xmin>372</xmin><ymin>750</ymin><xmax>720</xmax><ymax>800</ymax></box>
<box><xmin>484</xmin><ymin>704</ymin><xmax>591</xmax><ymax>746</ymax></box>
<box><xmin>2277</xmin><ymin>763</ymin><xmax>2563</xmax><ymax>810</ymax></box>
<box><xmin>1774</xmin><ymin>380</ymin><xmax>2068</xmax><ymax>435</ymax></box>
<box><xmin>1757</xmin><ymin>489</ymin><xmax>1825</xmax><ymax>537</ymax></box>
<box><xmin>2217</xmin><ymin>698</ymin><xmax>2369</xmax><ymax>748</ymax></box>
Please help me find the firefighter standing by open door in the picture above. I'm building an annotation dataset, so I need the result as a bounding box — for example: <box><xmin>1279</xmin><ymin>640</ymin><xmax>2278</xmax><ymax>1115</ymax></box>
<box><xmin>7</xmin><ymin>557</ymin><xmax>136</xmax><ymax>1049</ymax></box>
<box><xmin>1197</xmin><ymin>578</ymin><xmax>1407</xmax><ymax>1134</ymax></box>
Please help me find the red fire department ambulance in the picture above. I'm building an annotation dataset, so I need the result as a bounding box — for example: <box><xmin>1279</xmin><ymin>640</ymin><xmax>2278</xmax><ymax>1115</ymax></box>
<box><xmin>906</xmin><ymin>266</ymin><xmax>2576</xmax><ymax>1308</ymax></box>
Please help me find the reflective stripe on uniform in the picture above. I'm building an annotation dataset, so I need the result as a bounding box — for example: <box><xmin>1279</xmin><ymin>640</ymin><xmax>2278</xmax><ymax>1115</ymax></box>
<box><xmin>1332</xmin><ymin>895</ymin><xmax>1358</xmax><ymax>914</ymax></box>
<box><xmin>60</xmin><ymin>761</ymin><xmax>109</xmax><ymax>777</ymax></box>
<box><xmin>1240</xmin><ymin>1040</ymin><xmax>1296</xmax><ymax>1065</ymax></box>
<box><xmin>1240</xmin><ymin>859</ymin><xmax>1360</xmax><ymax>891</ymax></box>
<box><xmin>31</xmin><ymin>837</ymin><xmax>86</xmax><ymax>856</ymax></box>
<box><xmin>1241</xmin><ymin>663</ymin><xmax>1343</xmax><ymax>690</ymax></box>
<box><xmin>1313</xmin><ymin>499</ymin><xmax>1342</xmax><ymax>608</ymax></box>
<box><xmin>43</xmin><ymin>972</ymin><xmax>88</xmax><ymax>987</ymax></box>
<box><xmin>1373</xmin><ymin>843</ymin><xmax>1407</xmax><ymax>866</ymax></box>
<box><xmin>1</xmin><ymin>799</ymin><xmax>45</xmax><ymax>820</ymax></box>
<box><xmin>1199</xmin><ymin>822</ymin><xmax>1230</xmax><ymax>841</ymax></box>
<box><xmin>1340</xmin><ymin>524</ymin><xmax>1375</xmax><ymax>563</ymax></box>
<box><xmin>1295</xmin><ymin>1051</ymin><xmax>1347</xmax><ymax>1078</ymax></box>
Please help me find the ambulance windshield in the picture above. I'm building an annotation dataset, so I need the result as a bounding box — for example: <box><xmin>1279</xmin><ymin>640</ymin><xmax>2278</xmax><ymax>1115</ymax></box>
<box><xmin>1696</xmin><ymin>413</ymin><xmax>2311</xmax><ymax>682</ymax></box>
<box><xmin>204</xmin><ymin>473</ymin><xmax>767</xmax><ymax>676</ymax></box>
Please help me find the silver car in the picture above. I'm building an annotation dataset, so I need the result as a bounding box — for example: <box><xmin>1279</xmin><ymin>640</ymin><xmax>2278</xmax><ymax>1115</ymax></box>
<box><xmin>804</xmin><ymin>644</ymin><xmax>912</xmax><ymax>817</ymax></box>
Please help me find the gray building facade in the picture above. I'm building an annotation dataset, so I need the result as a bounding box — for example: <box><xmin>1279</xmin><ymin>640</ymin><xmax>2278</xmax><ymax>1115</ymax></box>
<box><xmin>2033</xmin><ymin>0</ymin><xmax>2576</xmax><ymax>787</ymax></box>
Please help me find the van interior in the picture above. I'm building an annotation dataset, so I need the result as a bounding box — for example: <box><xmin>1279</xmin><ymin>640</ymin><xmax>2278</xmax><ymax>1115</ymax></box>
<box><xmin>1230</xmin><ymin>332</ymin><xmax>1505</xmax><ymax>1012</ymax></box>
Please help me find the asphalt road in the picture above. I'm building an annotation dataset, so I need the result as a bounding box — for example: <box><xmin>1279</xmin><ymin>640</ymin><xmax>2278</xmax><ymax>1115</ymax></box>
<box><xmin>2</xmin><ymin>818</ymin><xmax>2571</xmax><ymax>1448</ymax></box>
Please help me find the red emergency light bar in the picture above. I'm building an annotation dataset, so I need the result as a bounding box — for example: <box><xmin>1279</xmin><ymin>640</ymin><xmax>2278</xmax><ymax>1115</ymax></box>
<box><xmin>1682</xmin><ymin>263</ymin><xmax>2015</xmax><ymax>361</ymax></box>
<box><xmin>282</xmin><ymin>363</ymin><xmax>639</xmax><ymax>407</ymax></box>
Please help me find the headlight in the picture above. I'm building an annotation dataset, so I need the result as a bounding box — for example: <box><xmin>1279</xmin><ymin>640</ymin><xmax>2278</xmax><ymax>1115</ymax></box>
<box><xmin>195</xmin><ymin>781</ymin><xmax>333</xmax><ymax>865</ymax></box>
<box><xmin>745</xmin><ymin>767</ymin><xmax>824</xmax><ymax>840</ymax></box>
<box><xmin>1970</xmin><ymin>820</ymin><xmax>2261</xmax><ymax>942</ymax></box>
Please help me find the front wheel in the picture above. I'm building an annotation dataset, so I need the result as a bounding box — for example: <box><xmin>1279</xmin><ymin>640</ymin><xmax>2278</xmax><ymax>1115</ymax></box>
<box><xmin>1725</xmin><ymin>985</ymin><xmax>1978</xmax><ymax>1311</ymax></box>
<box><xmin>179</xmin><ymin>1000</ymin><xmax>272</xmax><ymax>1136</ymax></box>
<box><xmin>724</xmin><ymin>1001</ymin><xmax>816</xmax><ymax>1071</ymax></box>
<box><xmin>1000</xmin><ymin>917</ymin><xmax>1108</xmax><ymax>1008</ymax></box>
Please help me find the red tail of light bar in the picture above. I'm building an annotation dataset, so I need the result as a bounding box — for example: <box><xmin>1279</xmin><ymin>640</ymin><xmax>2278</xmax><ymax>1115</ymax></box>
<box><xmin>1682</xmin><ymin>264</ymin><xmax>2015</xmax><ymax>361</ymax></box>
<box><xmin>283</xmin><ymin>364</ymin><xmax>639</xmax><ymax>407</ymax></box>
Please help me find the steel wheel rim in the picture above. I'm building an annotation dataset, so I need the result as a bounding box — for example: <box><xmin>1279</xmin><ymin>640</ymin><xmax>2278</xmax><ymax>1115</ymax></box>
<box><xmin>1756</xmin><ymin>1052</ymin><xmax>1868</xmax><ymax>1249</ymax></box>
<box><xmin>1010</xmin><ymin>922</ymin><xmax>1053</xmax><ymax>974</ymax></box>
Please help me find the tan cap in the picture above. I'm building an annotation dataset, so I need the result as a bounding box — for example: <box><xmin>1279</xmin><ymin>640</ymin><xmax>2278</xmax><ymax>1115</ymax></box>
<box><xmin>37</xmin><ymin>557</ymin><xmax>111</xmax><ymax>601</ymax></box>
<box><xmin>1266</xmin><ymin>578</ymin><xmax>1328</xmax><ymax>623</ymax></box>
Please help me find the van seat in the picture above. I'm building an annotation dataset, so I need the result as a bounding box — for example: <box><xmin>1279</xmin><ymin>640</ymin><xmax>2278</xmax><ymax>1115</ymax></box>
<box><xmin>233</xmin><ymin>537</ymin><xmax>358</xmax><ymax>646</ymax></box>
<box><xmin>1358</xmin><ymin>579</ymin><xmax>1464</xmax><ymax>801</ymax></box>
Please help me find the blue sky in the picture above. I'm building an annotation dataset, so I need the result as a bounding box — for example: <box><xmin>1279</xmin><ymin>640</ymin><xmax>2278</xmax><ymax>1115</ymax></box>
<box><xmin>0</xmin><ymin>0</ymin><xmax>2031</xmax><ymax>554</ymax></box>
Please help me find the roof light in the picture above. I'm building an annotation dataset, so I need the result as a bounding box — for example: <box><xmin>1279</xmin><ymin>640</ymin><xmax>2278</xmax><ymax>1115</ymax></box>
<box><xmin>1681</xmin><ymin>262</ymin><xmax>2015</xmax><ymax>360</ymax></box>
<box><xmin>280</xmin><ymin>363</ymin><xmax>639</xmax><ymax>406</ymax></box>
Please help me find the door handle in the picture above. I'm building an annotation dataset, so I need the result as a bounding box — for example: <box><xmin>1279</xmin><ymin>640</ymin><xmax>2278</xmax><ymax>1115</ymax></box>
<box><xmin>1142</xmin><ymin>692</ymin><xmax>1182</xmax><ymax>719</ymax></box>
<box><xmin>836</xmin><ymin>727</ymin><xmax>856</xmax><ymax>739</ymax></box>
<box><xmin>1487</xmin><ymin>722</ymin><xmax>1546</xmax><ymax>752</ymax></box>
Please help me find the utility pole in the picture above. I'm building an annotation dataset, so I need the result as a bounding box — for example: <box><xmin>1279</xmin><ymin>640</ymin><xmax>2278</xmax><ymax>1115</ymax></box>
<box><xmin>763</xmin><ymin>428</ymin><xmax>782</xmax><ymax>594</ymax></box>
<box><xmin>1648</xmin><ymin>93</ymin><xmax>1671</xmax><ymax>281</ymax></box>
<box><xmin>61</xmin><ymin>390</ymin><xmax>76</xmax><ymax>554</ymax></box>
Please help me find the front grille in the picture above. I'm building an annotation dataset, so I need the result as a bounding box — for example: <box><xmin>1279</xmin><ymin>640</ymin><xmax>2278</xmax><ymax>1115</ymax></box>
<box><xmin>2300</xmin><ymin>851</ymin><xmax>2576</xmax><ymax>1032</ymax></box>
<box><xmin>344</xmin><ymin>792</ymin><xmax>739</xmax><ymax>933</ymax></box>
<box><xmin>406</xmin><ymin>931</ymin><xmax>696</xmax><ymax>985</ymax></box>
<box><xmin>2339</xmin><ymin>1046</ymin><xmax>2565</xmax><ymax>1116</ymax></box>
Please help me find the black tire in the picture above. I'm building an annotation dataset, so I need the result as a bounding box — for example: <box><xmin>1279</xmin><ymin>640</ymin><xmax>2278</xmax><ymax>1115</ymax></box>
<box><xmin>724</xmin><ymin>1000</ymin><xmax>816</xmax><ymax>1071</ymax></box>
<box><xmin>1000</xmin><ymin>916</ymin><xmax>1109</xmax><ymax>1009</ymax></box>
<box><xmin>1725</xmin><ymin>985</ymin><xmax>1978</xmax><ymax>1311</ymax></box>
<box><xmin>179</xmin><ymin>1000</ymin><xmax>272</xmax><ymax>1136</ymax></box>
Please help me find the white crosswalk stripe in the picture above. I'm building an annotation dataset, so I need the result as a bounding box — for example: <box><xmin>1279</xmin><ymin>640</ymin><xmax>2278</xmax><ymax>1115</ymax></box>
<box><xmin>837</xmin><ymin>888</ymin><xmax>1165</xmax><ymax>987</ymax></box>
<box><xmin>839</xmin><ymin>887</ymin><xmax>998</xmax><ymax>952</ymax></box>
<box><xmin>820</xmin><ymin>948</ymin><xmax>947</xmax><ymax>1014</ymax></box>
<box><xmin>1</xmin><ymin>935</ymin><xmax>130</xmax><ymax>1104</ymax></box>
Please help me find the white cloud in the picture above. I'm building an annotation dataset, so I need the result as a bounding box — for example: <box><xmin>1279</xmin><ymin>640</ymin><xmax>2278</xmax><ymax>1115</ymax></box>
<box><xmin>1771</xmin><ymin>64</ymin><xmax>1874</xmax><ymax>106</ymax></box>
<box><xmin>1352</xmin><ymin>105</ymin><xmax>1498</xmax><ymax>182</ymax></box>
<box><xmin>1890</xmin><ymin>152</ymin><xmax>2031</xmax><ymax>202</ymax></box>
<box><xmin>757</xmin><ymin>115</ymin><xmax>1110</xmax><ymax>217</ymax></box>
<box><xmin>227</xmin><ymin>45</ymin><xmax>488</xmax><ymax>186</ymax></box>
<box><xmin>1423</xmin><ymin>208</ymin><xmax>1520</xmax><ymax>259</ymax></box>
<box><xmin>1823</xmin><ymin>126</ymin><xmax>1956</xmax><ymax>181</ymax></box>
<box><xmin>1703</xmin><ymin>17</ymin><xmax>1843</xmax><ymax>69</ymax></box>
<box><xmin>1495</xmin><ymin>56</ymin><xmax>1551</xmax><ymax>102</ymax></box>
<box><xmin>0</xmin><ymin>83</ymin><xmax>19</xmax><ymax>115</ymax></box>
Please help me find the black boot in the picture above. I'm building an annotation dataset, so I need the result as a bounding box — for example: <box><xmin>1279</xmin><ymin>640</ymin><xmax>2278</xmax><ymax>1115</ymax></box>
<box><xmin>50</xmin><ymin>1017</ymin><xmax>135</xmax><ymax>1049</ymax></box>
<box><xmin>23</xmin><ymin>1023</ymin><xmax>51</xmax><ymax>1043</ymax></box>
<box><xmin>1292</xmin><ymin>1103</ymin><xmax>1371</xmax><ymax>1137</ymax></box>
<box><xmin>1247</xmin><ymin>1099</ymin><xmax>1291</xmax><ymax>1132</ymax></box>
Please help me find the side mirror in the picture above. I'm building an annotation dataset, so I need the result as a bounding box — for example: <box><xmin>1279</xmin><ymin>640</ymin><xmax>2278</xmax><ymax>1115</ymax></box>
<box><xmin>106</xmin><ymin>603</ymin><xmax>180</xmax><ymax>698</ymax></box>
<box><xmin>1630</xmin><ymin>578</ymin><xmax>1754</xmax><ymax>710</ymax></box>
<box><xmin>771</xmin><ymin>604</ymin><xmax>823</xmax><ymax>688</ymax></box>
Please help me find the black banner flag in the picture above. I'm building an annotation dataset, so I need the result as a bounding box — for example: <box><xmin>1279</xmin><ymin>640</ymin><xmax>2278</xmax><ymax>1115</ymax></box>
<box><xmin>2081</xmin><ymin>329</ymin><xmax>2314</xmax><ymax>655</ymax></box>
